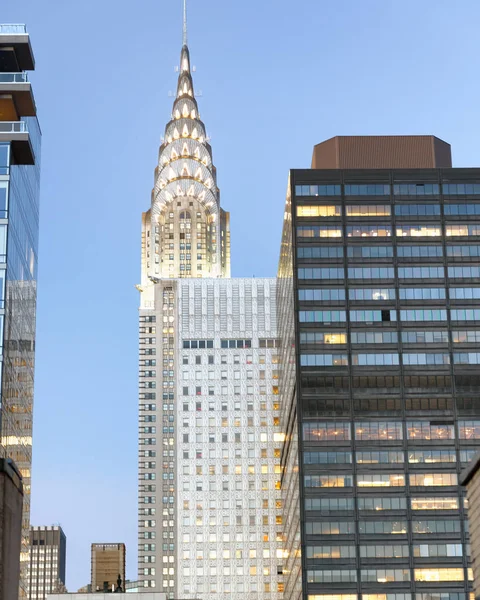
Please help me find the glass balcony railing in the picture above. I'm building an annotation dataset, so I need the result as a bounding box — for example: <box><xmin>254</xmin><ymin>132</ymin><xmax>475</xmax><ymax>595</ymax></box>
<box><xmin>0</xmin><ymin>121</ymin><xmax>28</xmax><ymax>133</ymax></box>
<box><xmin>0</xmin><ymin>25</ymin><xmax>27</xmax><ymax>34</ymax></box>
<box><xmin>0</xmin><ymin>73</ymin><xmax>28</xmax><ymax>83</ymax></box>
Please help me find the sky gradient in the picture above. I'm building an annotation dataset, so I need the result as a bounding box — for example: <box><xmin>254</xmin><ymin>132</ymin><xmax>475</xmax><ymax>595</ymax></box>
<box><xmin>3</xmin><ymin>0</ymin><xmax>480</xmax><ymax>591</ymax></box>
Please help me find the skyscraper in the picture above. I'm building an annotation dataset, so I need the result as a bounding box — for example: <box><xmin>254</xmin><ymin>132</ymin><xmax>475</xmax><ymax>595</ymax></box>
<box><xmin>0</xmin><ymin>24</ymin><xmax>41</xmax><ymax>597</ymax></box>
<box><xmin>27</xmin><ymin>526</ymin><xmax>66</xmax><ymax>599</ymax></box>
<box><xmin>137</xmin><ymin>3</ymin><xmax>283</xmax><ymax>598</ymax></box>
<box><xmin>278</xmin><ymin>135</ymin><xmax>477</xmax><ymax>600</ymax></box>
<box><xmin>91</xmin><ymin>543</ymin><xmax>126</xmax><ymax>593</ymax></box>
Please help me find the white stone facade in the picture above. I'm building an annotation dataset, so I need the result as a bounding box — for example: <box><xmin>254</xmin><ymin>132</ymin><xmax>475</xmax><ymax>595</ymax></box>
<box><xmin>138</xmin><ymin>278</ymin><xmax>283</xmax><ymax>599</ymax></box>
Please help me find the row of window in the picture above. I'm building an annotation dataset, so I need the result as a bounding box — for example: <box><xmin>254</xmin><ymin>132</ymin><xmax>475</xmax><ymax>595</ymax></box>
<box><xmin>304</xmin><ymin>473</ymin><xmax>458</xmax><ymax>488</ymax></box>
<box><xmin>297</xmin><ymin>225</ymin><xmax>480</xmax><ymax>238</ymax></box>
<box><xmin>305</xmin><ymin>520</ymin><xmax>460</xmax><ymax>536</ymax></box>
<box><xmin>303</xmin><ymin>420</ymin><xmax>480</xmax><ymax>441</ymax></box>
<box><xmin>304</xmin><ymin>449</ymin><xmax>476</xmax><ymax>465</ymax></box>
<box><xmin>298</xmin><ymin>244</ymin><xmax>480</xmax><ymax>258</ymax></box>
<box><xmin>299</xmin><ymin>287</ymin><xmax>480</xmax><ymax>301</ymax></box>
<box><xmin>307</xmin><ymin>595</ymin><xmax>469</xmax><ymax>600</ymax></box>
<box><xmin>295</xmin><ymin>182</ymin><xmax>480</xmax><ymax>197</ymax></box>
<box><xmin>300</xmin><ymin>309</ymin><xmax>480</xmax><ymax>322</ymax></box>
<box><xmin>299</xmin><ymin>266</ymin><xmax>480</xmax><ymax>279</ymax></box>
<box><xmin>298</xmin><ymin>204</ymin><xmax>480</xmax><ymax>218</ymax></box>
<box><xmin>302</xmin><ymin>352</ymin><xmax>480</xmax><ymax>367</ymax></box>
<box><xmin>300</xmin><ymin>330</ymin><xmax>480</xmax><ymax>345</ymax></box>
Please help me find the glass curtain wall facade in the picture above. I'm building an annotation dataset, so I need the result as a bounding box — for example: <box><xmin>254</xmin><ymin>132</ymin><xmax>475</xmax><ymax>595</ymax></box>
<box><xmin>0</xmin><ymin>25</ymin><xmax>41</xmax><ymax>598</ymax></box>
<box><xmin>278</xmin><ymin>167</ymin><xmax>480</xmax><ymax>600</ymax></box>
<box><xmin>27</xmin><ymin>526</ymin><xmax>66</xmax><ymax>599</ymax></box>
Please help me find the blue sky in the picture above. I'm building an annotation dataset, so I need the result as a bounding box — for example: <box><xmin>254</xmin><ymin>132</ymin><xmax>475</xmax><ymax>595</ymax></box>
<box><xmin>3</xmin><ymin>0</ymin><xmax>480</xmax><ymax>591</ymax></box>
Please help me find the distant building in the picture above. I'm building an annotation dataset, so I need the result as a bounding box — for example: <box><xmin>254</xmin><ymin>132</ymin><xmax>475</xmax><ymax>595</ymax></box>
<box><xmin>27</xmin><ymin>526</ymin><xmax>66</xmax><ymax>600</ymax></box>
<box><xmin>91</xmin><ymin>544</ymin><xmax>126</xmax><ymax>593</ymax></box>
<box><xmin>0</xmin><ymin>458</ymin><xmax>23</xmax><ymax>600</ymax></box>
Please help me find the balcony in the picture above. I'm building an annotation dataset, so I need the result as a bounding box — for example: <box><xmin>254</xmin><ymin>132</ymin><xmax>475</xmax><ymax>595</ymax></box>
<box><xmin>0</xmin><ymin>121</ymin><xmax>34</xmax><ymax>165</ymax></box>
<box><xmin>0</xmin><ymin>73</ymin><xmax>35</xmax><ymax>116</ymax></box>
<box><xmin>0</xmin><ymin>25</ymin><xmax>34</xmax><ymax>71</ymax></box>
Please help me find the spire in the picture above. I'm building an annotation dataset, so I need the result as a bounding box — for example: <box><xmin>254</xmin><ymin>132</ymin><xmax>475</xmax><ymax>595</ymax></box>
<box><xmin>183</xmin><ymin>0</ymin><xmax>188</xmax><ymax>47</ymax></box>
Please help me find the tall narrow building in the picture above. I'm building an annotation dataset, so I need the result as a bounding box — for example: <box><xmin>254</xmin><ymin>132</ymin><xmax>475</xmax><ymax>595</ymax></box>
<box><xmin>27</xmin><ymin>526</ymin><xmax>66</xmax><ymax>600</ymax></box>
<box><xmin>137</xmin><ymin>4</ymin><xmax>283</xmax><ymax>599</ymax></box>
<box><xmin>0</xmin><ymin>25</ymin><xmax>41</xmax><ymax>597</ymax></box>
<box><xmin>278</xmin><ymin>135</ymin><xmax>477</xmax><ymax>600</ymax></box>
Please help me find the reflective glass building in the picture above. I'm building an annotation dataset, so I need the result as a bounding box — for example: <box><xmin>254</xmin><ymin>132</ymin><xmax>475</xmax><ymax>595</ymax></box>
<box><xmin>278</xmin><ymin>136</ymin><xmax>478</xmax><ymax>600</ymax></box>
<box><xmin>0</xmin><ymin>24</ymin><xmax>41</xmax><ymax>597</ymax></box>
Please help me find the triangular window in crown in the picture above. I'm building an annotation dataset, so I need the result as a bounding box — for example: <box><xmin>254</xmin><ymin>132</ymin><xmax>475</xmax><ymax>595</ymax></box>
<box><xmin>192</xmin><ymin>127</ymin><xmax>198</xmax><ymax>139</ymax></box>
<box><xmin>187</xmin><ymin>184</ymin><xmax>195</xmax><ymax>196</ymax></box>
<box><xmin>182</xmin><ymin>124</ymin><xmax>189</xmax><ymax>138</ymax></box>
<box><xmin>194</xmin><ymin>148</ymin><xmax>201</xmax><ymax>160</ymax></box>
<box><xmin>194</xmin><ymin>167</ymin><xmax>202</xmax><ymax>181</ymax></box>
<box><xmin>173</xmin><ymin>127</ymin><xmax>180</xmax><ymax>140</ymax></box>
<box><xmin>182</xmin><ymin>163</ymin><xmax>190</xmax><ymax>177</ymax></box>
<box><xmin>175</xmin><ymin>109</ymin><xmax>181</xmax><ymax>120</ymax></box>
<box><xmin>171</xmin><ymin>149</ymin><xmax>178</xmax><ymax>161</ymax></box>
<box><xmin>182</xmin><ymin>104</ymin><xmax>190</xmax><ymax>118</ymax></box>
<box><xmin>182</xmin><ymin>143</ymin><xmax>189</xmax><ymax>156</ymax></box>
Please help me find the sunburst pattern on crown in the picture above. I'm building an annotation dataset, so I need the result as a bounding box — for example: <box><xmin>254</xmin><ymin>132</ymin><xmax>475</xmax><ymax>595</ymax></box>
<box><xmin>152</xmin><ymin>45</ymin><xmax>219</xmax><ymax>220</ymax></box>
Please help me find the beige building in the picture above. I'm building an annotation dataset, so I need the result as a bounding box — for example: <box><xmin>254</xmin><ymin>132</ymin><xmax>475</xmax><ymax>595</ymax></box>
<box><xmin>90</xmin><ymin>544</ymin><xmax>125</xmax><ymax>593</ymax></box>
<box><xmin>461</xmin><ymin>455</ymin><xmax>480</xmax><ymax>600</ymax></box>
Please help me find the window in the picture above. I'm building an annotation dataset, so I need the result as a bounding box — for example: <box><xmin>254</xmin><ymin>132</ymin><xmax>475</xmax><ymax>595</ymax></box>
<box><xmin>398</xmin><ymin>266</ymin><xmax>444</xmax><ymax>278</ymax></box>
<box><xmin>300</xmin><ymin>332</ymin><xmax>347</xmax><ymax>345</ymax></box>
<box><xmin>395</xmin><ymin>204</ymin><xmax>440</xmax><ymax>216</ymax></box>
<box><xmin>410</xmin><ymin>498</ymin><xmax>459</xmax><ymax>510</ymax></box>
<box><xmin>183</xmin><ymin>339</ymin><xmax>214</xmax><ymax>349</ymax></box>
<box><xmin>447</xmin><ymin>244</ymin><xmax>480</xmax><ymax>257</ymax></box>
<box><xmin>299</xmin><ymin>310</ymin><xmax>346</xmax><ymax>323</ymax></box>
<box><xmin>220</xmin><ymin>339</ymin><xmax>251</xmax><ymax>349</ymax></box>
<box><xmin>303</xmin><ymin>422</ymin><xmax>351</xmax><ymax>441</ymax></box>
<box><xmin>414</xmin><ymin>569</ymin><xmax>464</xmax><ymax>582</ymax></box>
<box><xmin>403</xmin><ymin>353</ymin><xmax>450</xmax><ymax>365</ymax></box>
<box><xmin>356</xmin><ymin>451</ymin><xmax>404</xmax><ymax>464</ymax></box>
<box><xmin>345</xmin><ymin>184</ymin><xmax>390</xmax><ymax>195</ymax></box>
<box><xmin>458</xmin><ymin>420</ymin><xmax>480</xmax><ymax>439</ymax></box>
<box><xmin>358</xmin><ymin>521</ymin><xmax>407</xmax><ymax>534</ymax></box>
<box><xmin>443</xmin><ymin>182</ymin><xmax>480</xmax><ymax>195</ymax></box>
<box><xmin>304</xmin><ymin>451</ymin><xmax>352</xmax><ymax>464</ymax></box>
<box><xmin>351</xmin><ymin>331</ymin><xmax>398</xmax><ymax>344</ymax></box>
<box><xmin>360</xmin><ymin>545</ymin><xmax>409</xmax><ymax>558</ymax></box>
<box><xmin>297</xmin><ymin>205</ymin><xmax>341</xmax><ymax>217</ymax></box>
<box><xmin>450</xmin><ymin>287</ymin><xmax>480</xmax><ymax>299</ymax></box>
<box><xmin>454</xmin><ymin>353</ymin><xmax>480</xmax><ymax>364</ymax></box>
<box><xmin>397</xmin><ymin>245</ymin><xmax>443</xmax><ymax>257</ymax></box>
<box><xmin>348</xmin><ymin>245</ymin><xmax>393</xmax><ymax>258</ymax></box>
<box><xmin>402</xmin><ymin>331</ymin><xmax>448</xmax><ymax>343</ymax></box>
<box><xmin>298</xmin><ymin>267</ymin><xmax>344</xmax><ymax>279</ymax></box>
<box><xmin>400</xmin><ymin>310</ymin><xmax>447</xmax><ymax>322</ymax></box>
<box><xmin>394</xmin><ymin>183</ymin><xmax>439</xmax><ymax>195</ymax></box>
<box><xmin>399</xmin><ymin>288</ymin><xmax>446</xmax><ymax>300</ymax></box>
<box><xmin>406</xmin><ymin>422</ymin><xmax>454</xmax><ymax>440</ymax></box>
<box><xmin>412</xmin><ymin>520</ymin><xmax>460</xmax><ymax>534</ymax></box>
<box><xmin>307</xmin><ymin>570</ymin><xmax>357</xmax><ymax>583</ymax></box>
<box><xmin>347</xmin><ymin>224</ymin><xmax>392</xmax><ymax>238</ymax></box>
<box><xmin>298</xmin><ymin>246</ymin><xmax>344</xmax><ymax>258</ymax></box>
<box><xmin>297</xmin><ymin>226</ymin><xmax>342</xmax><ymax>238</ymax></box>
<box><xmin>349</xmin><ymin>289</ymin><xmax>395</xmax><ymax>301</ymax></box>
<box><xmin>305</xmin><ymin>498</ymin><xmax>354</xmax><ymax>511</ymax></box>
<box><xmin>408</xmin><ymin>449</ymin><xmax>456</xmax><ymax>464</ymax></box>
<box><xmin>361</xmin><ymin>569</ymin><xmax>410</xmax><ymax>582</ymax></box>
<box><xmin>444</xmin><ymin>203</ymin><xmax>480</xmax><ymax>215</ymax></box>
<box><xmin>352</xmin><ymin>353</ymin><xmax>399</xmax><ymax>366</ymax></box>
<box><xmin>300</xmin><ymin>354</ymin><xmax>349</xmax><ymax>366</ymax></box>
<box><xmin>448</xmin><ymin>266</ymin><xmax>480</xmax><ymax>278</ymax></box>
<box><xmin>446</xmin><ymin>224</ymin><xmax>480</xmax><ymax>236</ymax></box>
<box><xmin>346</xmin><ymin>205</ymin><xmax>391</xmax><ymax>216</ymax></box>
<box><xmin>299</xmin><ymin>289</ymin><xmax>346</xmax><ymax>301</ymax></box>
<box><xmin>306</xmin><ymin>545</ymin><xmax>356</xmax><ymax>559</ymax></box>
<box><xmin>355</xmin><ymin>422</ymin><xmax>403</xmax><ymax>441</ymax></box>
<box><xmin>305</xmin><ymin>474</ymin><xmax>353</xmax><ymax>488</ymax></box>
<box><xmin>305</xmin><ymin>521</ymin><xmax>354</xmax><ymax>534</ymax></box>
<box><xmin>409</xmin><ymin>473</ymin><xmax>458</xmax><ymax>487</ymax></box>
<box><xmin>348</xmin><ymin>267</ymin><xmax>394</xmax><ymax>279</ymax></box>
<box><xmin>451</xmin><ymin>309</ymin><xmax>480</xmax><ymax>320</ymax></box>
<box><xmin>295</xmin><ymin>184</ymin><xmax>341</xmax><ymax>196</ymax></box>
<box><xmin>350</xmin><ymin>310</ymin><xmax>396</xmax><ymax>322</ymax></box>
<box><xmin>357</xmin><ymin>497</ymin><xmax>406</xmax><ymax>511</ymax></box>
<box><xmin>357</xmin><ymin>473</ymin><xmax>405</xmax><ymax>487</ymax></box>
<box><xmin>397</xmin><ymin>225</ymin><xmax>441</xmax><ymax>237</ymax></box>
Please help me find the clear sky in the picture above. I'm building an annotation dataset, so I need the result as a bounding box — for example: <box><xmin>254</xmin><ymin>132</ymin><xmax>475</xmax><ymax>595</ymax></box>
<box><xmin>3</xmin><ymin>0</ymin><xmax>480</xmax><ymax>591</ymax></box>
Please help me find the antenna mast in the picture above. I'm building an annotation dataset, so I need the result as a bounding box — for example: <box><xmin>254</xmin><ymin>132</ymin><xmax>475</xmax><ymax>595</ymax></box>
<box><xmin>183</xmin><ymin>0</ymin><xmax>188</xmax><ymax>46</ymax></box>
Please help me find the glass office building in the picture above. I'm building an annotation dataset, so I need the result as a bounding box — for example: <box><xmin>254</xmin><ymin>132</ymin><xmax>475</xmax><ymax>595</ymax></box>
<box><xmin>278</xmin><ymin>136</ymin><xmax>478</xmax><ymax>600</ymax></box>
<box><xmin>0</xmin><ymin>24</ymin><xmax>41</xmax><ymax>597</ymax></box>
